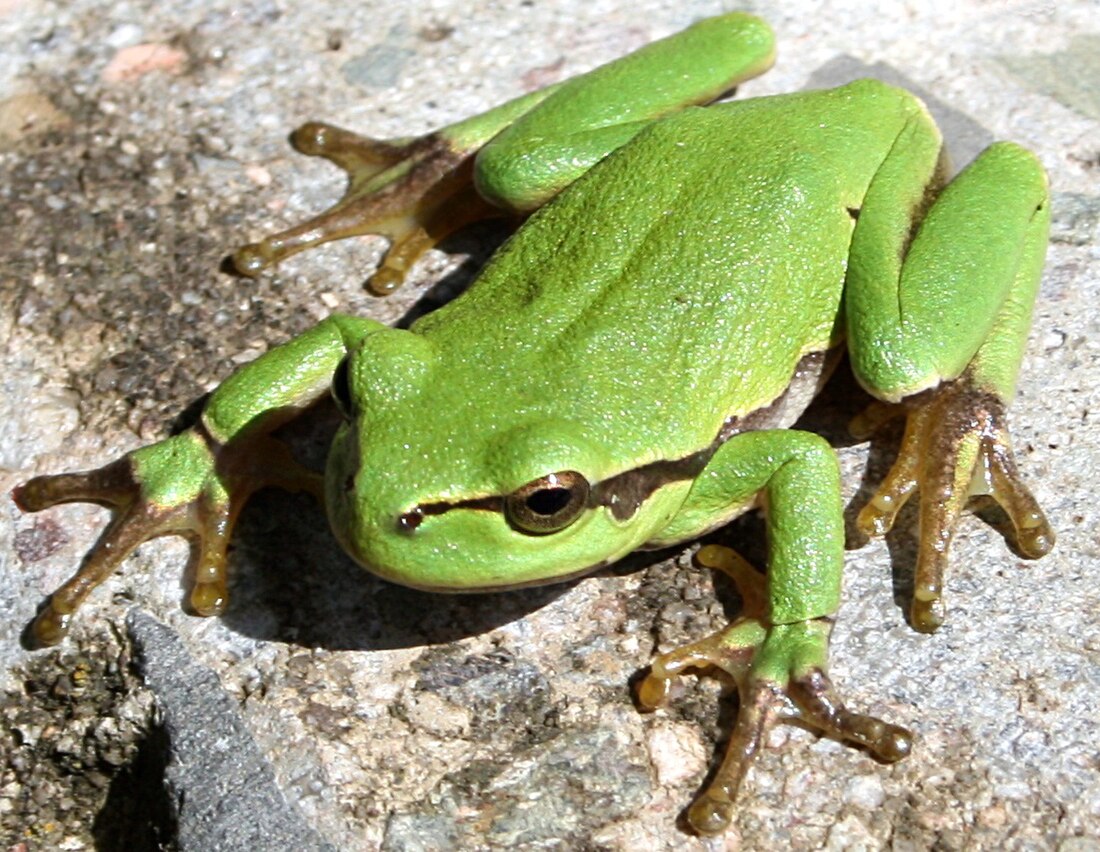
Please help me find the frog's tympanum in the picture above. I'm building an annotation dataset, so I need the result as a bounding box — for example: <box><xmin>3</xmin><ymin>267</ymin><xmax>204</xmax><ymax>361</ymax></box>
<box><xmin>16</xmin><ymin>14</ymin><xmax>1054</xmax><ymax>835</ymax></box>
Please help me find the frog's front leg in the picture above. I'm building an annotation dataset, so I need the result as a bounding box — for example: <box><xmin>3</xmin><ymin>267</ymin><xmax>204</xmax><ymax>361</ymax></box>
<box><xmin>14</xmin><ymin>315</ymin><xmax>382</xmax><ymax>646</ymax></box>
<box><xmin>846</xmin><ymin>117</ymin><xmax>1055</xmax><ymax>631</ymax></box>
<box><xmin>641</xmin><ymin>431</ymin><xmax>911</xmax><ymax>836</ymax></box>
<box><xmin>232</xmin><ymin>12</ymin><xmax>774</xmax><ymax>294</ymax></box>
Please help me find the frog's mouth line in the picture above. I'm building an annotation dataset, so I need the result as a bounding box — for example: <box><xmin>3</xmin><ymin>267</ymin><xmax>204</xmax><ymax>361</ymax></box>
<box><xmin>400</xmin><ymin>347</ymin><xmax>833</xmax><ymax>531</ymax></box>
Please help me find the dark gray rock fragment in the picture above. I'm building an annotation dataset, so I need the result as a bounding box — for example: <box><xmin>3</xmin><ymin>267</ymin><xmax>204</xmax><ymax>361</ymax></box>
<box><xmin>127</xmin><ymin>610</ymin><xmax>335</xmax><ymax>852</ymax></box>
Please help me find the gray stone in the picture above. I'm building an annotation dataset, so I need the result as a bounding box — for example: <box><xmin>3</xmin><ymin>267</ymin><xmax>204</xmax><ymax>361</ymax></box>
<box><xmin>127</xmin><ymin>610</ymin><xmax>336</xmax><ymax>852</ymax></box>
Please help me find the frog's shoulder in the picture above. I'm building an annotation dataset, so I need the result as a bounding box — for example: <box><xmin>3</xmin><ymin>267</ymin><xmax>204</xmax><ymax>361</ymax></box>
<box><xmin>828</xmin><ymin>78</ymin><xmax>930</xmax><ymax>113</ymax></box>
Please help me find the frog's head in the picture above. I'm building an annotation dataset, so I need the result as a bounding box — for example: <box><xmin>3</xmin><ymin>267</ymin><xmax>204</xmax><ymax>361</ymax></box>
<box><xmin>323</xmin><ymin>329</ymin><xmax>689</xmax><ymax>591</ymax></box>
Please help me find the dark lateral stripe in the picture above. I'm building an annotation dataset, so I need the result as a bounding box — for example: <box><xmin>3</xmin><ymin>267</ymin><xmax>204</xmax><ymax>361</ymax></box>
<box><xmin>416</xmin><ymin>495</ymin><xmax>504</xmax><ymax>516</ymax></box>
<box><xmin>592</xmin><ymin>448</ymin><xmax>715</xmax><ymax>521</ymax></box>
<box><xmin>410</xmin><ymin>450</ymin><xmax>712</xmax><ymax>526</ymax></box>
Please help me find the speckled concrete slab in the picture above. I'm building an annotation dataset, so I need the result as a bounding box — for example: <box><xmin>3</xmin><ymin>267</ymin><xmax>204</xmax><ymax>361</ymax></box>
<box><xmin>2</xmin><ymin>2</ymin><xmax>1098</xmax><ymax>850</ymax></box>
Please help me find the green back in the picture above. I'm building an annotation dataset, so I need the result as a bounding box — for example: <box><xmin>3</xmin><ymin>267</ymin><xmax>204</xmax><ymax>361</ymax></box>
<box><xmin>409</xmin><ymin>88</ymin><xmax>913</xmax><ymax>474</ymax></box>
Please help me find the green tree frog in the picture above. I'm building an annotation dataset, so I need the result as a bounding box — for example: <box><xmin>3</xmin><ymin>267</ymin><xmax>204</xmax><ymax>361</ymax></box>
<box><xmin>15</xmin><ymin>13</ymin><xmax>1054</xmax><ymax>836</ymax></box>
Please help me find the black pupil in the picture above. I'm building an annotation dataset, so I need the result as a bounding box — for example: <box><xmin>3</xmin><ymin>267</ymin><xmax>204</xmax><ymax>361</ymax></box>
<box><xmin>526</xmin><ymin>487</ymin><xmax>572</xmax><ymax>517</ymax></box>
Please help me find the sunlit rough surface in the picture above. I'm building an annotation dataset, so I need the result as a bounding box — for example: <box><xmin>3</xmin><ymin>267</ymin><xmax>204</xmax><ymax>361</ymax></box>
<box><xmin>1</xmin><ymin>0</ymin><xmax>1097</xmax><ymax>848</ymax></box>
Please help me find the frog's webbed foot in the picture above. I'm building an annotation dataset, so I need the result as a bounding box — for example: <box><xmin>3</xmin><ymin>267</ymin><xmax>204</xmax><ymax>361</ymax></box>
<box><xmin>13</xmin><ymin>430</ymin><xmax>322</xmax><ymax>647</ymax></box>
<box><xmin>854</xmin><ymin>378</ymin><xmax>1054</xmax><ymax>632</ymax></box>
<box><xmin>637</xmin><ymin>546</ymin><xmax>911</xmax><ymax>836</ymax></box>
<box><xmin>232</xmin><ymin>123</ymin><xmax>502</xmax><ymax>295</ymax></box>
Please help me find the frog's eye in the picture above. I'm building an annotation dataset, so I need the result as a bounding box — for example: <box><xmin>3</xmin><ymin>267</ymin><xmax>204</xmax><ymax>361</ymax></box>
<box><xmin>331</xmin><ymin>356</ymin><xmax>354</xmax><ymax>419</ymax></box>
<box><xmin>505</xmin><ymin>470</ymin><xmax>590</xmax><ymax>534</ymax></box>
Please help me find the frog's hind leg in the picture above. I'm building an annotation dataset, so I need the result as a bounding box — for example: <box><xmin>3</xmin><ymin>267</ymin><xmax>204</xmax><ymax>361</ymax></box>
<box><xmin>846</xmin><ymin>130</ymin><xmax>1054</xmax><ymax>632</ymax></box>
<box><xmin>855</xmin><ymin>380</ymin><xmax>1053</xmax><ymax>632</ymax></box>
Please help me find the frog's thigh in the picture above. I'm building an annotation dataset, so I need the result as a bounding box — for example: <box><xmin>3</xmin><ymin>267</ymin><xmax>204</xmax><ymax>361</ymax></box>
<box><xmin>658</xmin><ymin>430</ymin><xmax>844</xmax><ymax>624</ymax></box>
<box><xmin>847</xmin><ymin>138</ymin><xmax>1050</xmax><ymax>402</ymax></box>
<box><xmin>473</xmin><ymin>13</ymin><xmax>775</xmax><ymax>211</ymax></box>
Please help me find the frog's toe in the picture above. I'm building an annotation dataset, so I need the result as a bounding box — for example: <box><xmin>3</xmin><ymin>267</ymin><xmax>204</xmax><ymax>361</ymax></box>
<box><xmin>680</xmin><ymin>666</ymin><xmax>911</xmax><ymax>835</ymax></box>
<box><xmin>15</xmin><ymin>460</ymin><xmax>162</xmax><ymax>646</ymax></box>
<box><xmin>848</xmin><ymin>399</ymin><xmax>904</xmax><ymax>442</ymax></box>
<box><xmin>289</xmin><ymin>121</ymin><xmax>407</xmax><ymax>173</ymax></box>
<box><xmin>229</xmin><ymin>202</ymin><xmax>369</xmax><ymax>278</ymax></box>
<box><xmin>788</xmin><ymin>668</ymin><xmax>912</xmax><ymax>762</ymax></box>
<box><xmin>26</xmin><ymin>499</ymin><xmax>170</xmax><ymax>647</ymax></box>
<box><xmin>13</xmin><ymin>429</ymin><xmax>320</xmax><ymax>645</ymax></box>
<box><xmin>18</xmin><ymin>473</ymin><xmax>233</xmax><ymax>646</ymax></box>
<box><xmin>13</xmin><ymin>459</ymin><xmax>137</xmax><ymax>513</ymax></box>
<box><xmin>636</xmin><ymin>617</ymin><xmax>767</xmax><ymax>835</ymax></box>
<box><xmin>637</xmin><ymin>617</ymin><xmax>764</xmax><ymax>712</ymax></box>
<box><xmin>910</xmin><ymin>591</ymin><xmax>945</xmax><ymax>634</ymax></box>
<box><xmin>231</xmin><ymin>241</ymin><xmax>274</xmax><ymax>277</ymax></box>
<box><xmin>857</xmin><ymin>482</ymin><xmax>913</xmax><ymax>539</ymax></box>
<box><xmin>980</xmin><ymin>444</ymin><xmax>1054</xmax><ymax>559</ymax></box>
<box><xmin>366</xmin><ymin>220</ymin><xmax>439</xmax><ymax>296</ymax></box>
<box><xmin>685</xmin><ymin>678</ymin><xmax>777</xmax><ymax>835</ymax></box>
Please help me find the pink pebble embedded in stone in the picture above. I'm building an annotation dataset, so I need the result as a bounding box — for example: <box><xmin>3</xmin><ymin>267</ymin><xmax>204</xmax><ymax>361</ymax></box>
<box><xmin>102</xmin><ymin>43</ymin><xmax>188</xmax><ymax>83</ymax></box>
